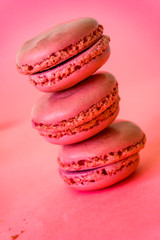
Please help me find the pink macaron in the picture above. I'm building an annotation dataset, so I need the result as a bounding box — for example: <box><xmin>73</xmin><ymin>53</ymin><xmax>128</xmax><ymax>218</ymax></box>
<box><xmin>16</xmin><ymin>18</ymin><xmax>110</xmax><ymax>92</ymax></box>
<box><xmin>31</xmin><ymin>72</ymin><xmax>120</xmax><ymax>145</ymax></box>
<box><xmin>58</xmin><ymin>120</ymin><xmax>146</xmax><ymax>191</ymax></box>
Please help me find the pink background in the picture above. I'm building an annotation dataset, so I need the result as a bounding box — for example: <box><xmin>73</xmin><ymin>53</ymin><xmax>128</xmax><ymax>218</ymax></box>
<box><xmin>0</xmin><ymin>0</ymin><xmax>160</xmax><ymax>239</ymax></box>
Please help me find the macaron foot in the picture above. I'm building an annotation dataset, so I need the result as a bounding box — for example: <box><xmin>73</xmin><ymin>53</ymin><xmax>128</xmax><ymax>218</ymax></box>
<box><xmin>59</xmin><ymin>153</ymin><xmax>140</xmax><ymax>191</ymax></box>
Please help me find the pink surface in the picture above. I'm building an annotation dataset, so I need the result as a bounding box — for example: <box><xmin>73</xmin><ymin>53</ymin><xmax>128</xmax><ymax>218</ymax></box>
<box><xmin>1</xmin><ymin>0</ymin><xmax>160</xmax><ymax>239</ymax></box>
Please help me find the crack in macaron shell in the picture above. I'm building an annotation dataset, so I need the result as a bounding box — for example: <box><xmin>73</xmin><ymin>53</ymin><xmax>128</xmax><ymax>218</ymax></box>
<box><xmin>59</xmin><ymin>153</ymin><xmax>140</xmax><ymax>190</ymax></box>
<box><xmin>28</xmin><ymin>36</ymin><xmax>110</xmax><ymax>90</ymax></box>
<box><xmin>17</xmin><ymin>24</ymin><xmax>105</xmax><ymax>75</ymax></box>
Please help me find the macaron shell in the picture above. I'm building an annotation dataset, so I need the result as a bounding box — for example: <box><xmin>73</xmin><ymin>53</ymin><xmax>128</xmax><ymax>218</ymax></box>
<box><xmin>59</xmin><ymin>153</ymin><xmax>139</xmax><ymax>191</ymax></box>
<box><xmin>58</xmin><ymin>120</ymin><xmax>145</xmax><ymax>167</ymax></box>
<box><xmin>43</xmin><ymin>105</ymin><xmax>119</xmax><ymax>145</ymax></box>
<box><xmin>29</xmin><ymin>39</ymin><xmax>110</xmax><ymax>92</ymax></box>
<box><xmin>16</xmin><ymin>18</ymin><xmax>100</xmax><ymax>70</ymax></box>
<box><xmin>31</xmin><ymin>72</ymin><xmax>118</xmax><ymax>125</ymax></box>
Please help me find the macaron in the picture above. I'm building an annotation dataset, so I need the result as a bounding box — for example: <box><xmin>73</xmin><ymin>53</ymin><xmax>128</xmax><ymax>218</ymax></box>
<box><xmin>58</xmin><ymin>120</ymin><xmax>146</xmax><ymax>191</ymax></box>
<box><xmin>31</xmin><ymin>72</ymin><xmax>120</xmax><ymax>145</ymax></box>
<box><xmin>16</xmin><ymin>18</ymin><xmax>110</xmax><ymax>92</ymax></box>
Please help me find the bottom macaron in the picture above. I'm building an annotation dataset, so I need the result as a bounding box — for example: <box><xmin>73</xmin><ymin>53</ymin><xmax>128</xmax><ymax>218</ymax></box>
<box><xmin>58</xmin><ymin>120</ymin><xmax>146</xmax><ymax>191</ymax></box>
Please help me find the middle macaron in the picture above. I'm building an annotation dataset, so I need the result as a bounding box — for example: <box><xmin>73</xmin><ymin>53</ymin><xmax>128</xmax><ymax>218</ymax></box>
<box><xmin>31</xmin><ymin>72</ymin><xmax>120</xmax><ymax>145</ymax></box>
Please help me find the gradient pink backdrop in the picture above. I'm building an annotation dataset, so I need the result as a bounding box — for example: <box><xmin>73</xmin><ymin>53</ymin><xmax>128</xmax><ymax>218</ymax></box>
<box><xmin>0</xmin><ymin>0</ymin><xmax>160</xmax><ymax>239</ymax></box>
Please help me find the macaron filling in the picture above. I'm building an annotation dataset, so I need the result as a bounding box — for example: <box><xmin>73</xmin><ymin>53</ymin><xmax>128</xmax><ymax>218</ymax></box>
<box><xmin>17</xmin><ymin>25</ymin><xmax>105</xmax><ymax>75</ymax></box>
<box><xmin>59</xmin><ymin>153</ymin><xmax>139</xmax><ymax>186</ymax></box>
<box><xmin>58</xmin><ymin>134</ymin><xmax>146</xmax><ymax>171</ymax></box>
<box><xmin>29</xmin><ymin>35</ymin><xmax>110</xmax><ymax>86</ymax></box>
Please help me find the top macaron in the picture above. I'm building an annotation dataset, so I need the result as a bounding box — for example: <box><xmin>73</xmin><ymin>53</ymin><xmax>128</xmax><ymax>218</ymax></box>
<box><xmin>16</xmin><ymin>18</ymin><xmax>110</xmax><ymax>92</ymax></box>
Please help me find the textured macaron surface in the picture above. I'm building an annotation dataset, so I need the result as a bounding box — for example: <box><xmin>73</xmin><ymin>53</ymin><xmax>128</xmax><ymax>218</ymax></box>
<box><xmin>58</xmin><ymin>120</ymin><xmax>146</xmax><ymax>171</ymax></box>
<box><xmin>16</xmin><ymin>18</ymin><xmax>104</xmax><ymax>74</ymax></box>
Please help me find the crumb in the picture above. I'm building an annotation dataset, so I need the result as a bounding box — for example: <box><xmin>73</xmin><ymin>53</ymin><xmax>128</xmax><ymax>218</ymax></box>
<box><xmin>11</xmin><ymin>230</ymin><xmax>24</xmax><ymax>239</ymax></box>
<box><xmin>11</xmin><ymin>234</ymin><xmax>19</xmax><ymax>239</ymax></box>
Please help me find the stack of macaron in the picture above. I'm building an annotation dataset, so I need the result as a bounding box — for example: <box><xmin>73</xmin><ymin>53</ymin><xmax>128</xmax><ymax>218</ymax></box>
<box><xmin>16</xmin><ymin>18</ymin><xmax>146</xmax><ymax>191</ymax></box>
